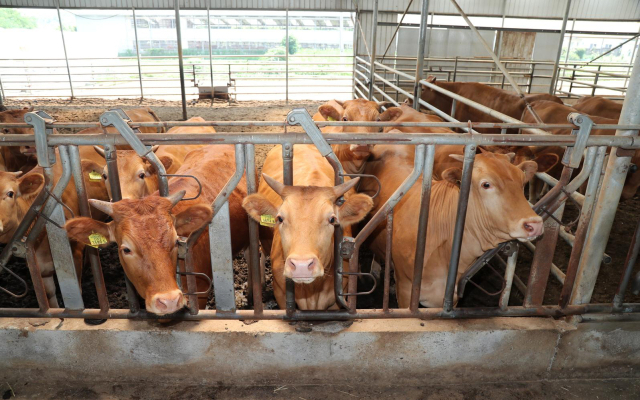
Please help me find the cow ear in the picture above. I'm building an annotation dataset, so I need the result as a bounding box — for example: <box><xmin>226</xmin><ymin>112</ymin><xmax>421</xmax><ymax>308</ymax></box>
<box><xmin>442</xmin><ymin>167</ymin><xmax>462</xmax><ymax>185</ymax></box>
<box><xmin>147</xmin><ymin>156</ymin><xmax>173</xmax><ymax>174</ymax></box>
<box><xmin>378</xmin><ymin>107</ymin><xmax>403</xmax><ymax>122</ymax></box>
<box><xmin>82</xmin><ymin>160</ymin><xmax>104</xmax><ymax>182</ymax></box>
<box><xmin>426</xmin><ymin>75</ymin><xmax>437</xmax><ymax>84</ymax></box>
<box><xmin>449</xmin><ymin>154</ymin><xmax>464</xmax><ymax>163</ymax></box>
<box><xmin>65</xmin><ymin>218</ymin><xmax>114</xmax><ymax>248</ymax></box>
<box><xmin>338</xmin><ymin>193</ymin><xmax>373</xmax><ymax>227</ymax></box>
<box><xmin>319</xmin><ymin>105</ymin><xmax>341</xmax><ymax>122</ymax></box>
<box><xmin>174</xmin><ymin>204</ymin><xmax>213</xmax><ymax>237</ymax></box>
<box><xmin>242</xmin><ymin>194</ymin><xmax>278</xmax><ymax>223</ymax></box>
<box><xmin>18</xmin><ymin>172</ymin><xmax>44</xmax><ymax>198</ymax></box>
<box><xmin>530</xmin><ymin>153</ymin><xmax>559</xmax><ymax>174</ymax></box>
<box><xmin>517</xmin><ymin>161</ymin><xmax>539</xmax><ymax>183</ymax></box>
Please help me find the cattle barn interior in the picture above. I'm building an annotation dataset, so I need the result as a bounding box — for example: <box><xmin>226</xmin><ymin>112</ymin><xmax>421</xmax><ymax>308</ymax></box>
<box><xmin>1</xmin><ymin>0</ymin><xmax>640</xmax><ymax>398</ymax></box>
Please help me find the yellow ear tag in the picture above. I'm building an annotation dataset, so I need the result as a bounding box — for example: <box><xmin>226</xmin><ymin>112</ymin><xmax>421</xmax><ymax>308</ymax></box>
<box><xmin>326</xmin><ymin>116</ymin><xmax>336</xmax><ymax>121</ymax></box>
<box><xmin>89</xmin><ymin>171</ymin><xmax>102</xmax><ymax>182</ymax></box>
<box><xmin>88</xmin><ymin>232</ymin><xmax>108</xmax><ymax>248</ymax></box>
<box><xmin>260</xmin><ymin>214</ymin><xmax>276</xmax><ymax>227</ymax></box>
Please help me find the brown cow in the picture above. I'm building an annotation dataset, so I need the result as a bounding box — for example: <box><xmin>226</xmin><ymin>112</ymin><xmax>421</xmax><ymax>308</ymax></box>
<box><xmin>522</xmin><ymin>100</ymin><xmax>640</xmax><ymax>200</ymax></box>
<box><xmin>0</xmin><ymin>146</ymin><xmax>109</xmax><ymax>307</ymax></box>
<box><xmin>94</xmin><ymin>116</ymin><xmax>210</xmax><ymax>200</ymax></box>
<box><xmin>0</xmin><ymin>107</ymin><xmax>37</xmax><ymax>172</ymax></box>
<box><xmin>65</xmin><ymin>146</ymin><xmax>249</xmax><ymax>315</ymax></box>
<box><xmin>359</xmin><ymin>147</ymin><xmax>545</xmax><ymax>307</ymax></box>
<box><xmin>242</xmin><ymin>145</ymin><xmax>373</xmax><ymax>310</ymax></box>
<box><xmin>414</xmin><ymin>76</ymin><xmax>563</xmax><ymax>133</ymax></box>
<box><xmin>573</xmin><ymin>96</ymin><xmax>623</xmax><ymax>120</ymax></box>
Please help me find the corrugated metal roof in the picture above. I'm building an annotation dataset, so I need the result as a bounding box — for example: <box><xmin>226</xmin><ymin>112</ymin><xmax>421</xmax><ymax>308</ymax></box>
<box><xmin>0</xmin><ymin>0</ymin><xmax>638</xmax><ymax>21</ymax></box>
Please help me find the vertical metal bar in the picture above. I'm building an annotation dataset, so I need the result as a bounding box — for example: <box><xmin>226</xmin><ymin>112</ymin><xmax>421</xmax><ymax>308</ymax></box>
<box><xmin>570</xmin><ymin>49</ymin><xmax>640</xmax><ymax>306</ymax></box>
<box><xmin>568</xmin><ymin>64</ymin><xmax>577</xmax><ymax>97</ymax></box>
<box><xmin>368</xmin><ymin>0</ymin><xmax>379</xmax><ymax>101</ymax></box>
<box><xmin>395</xmin><ymin>74</ymin><xmax>400</xmax><ymax>103</ymax></box>
<box><xmin>245</xmin><ymin>144</ymin><xmax>263</xmax><ymax>314</ymax></box>
<box><xmin>413</xmin><ymin>0</ymin><xmax>430</xmax><ymax>111</ymax></box>
<box><xmin>174</xmin><ymin>0</ymin><xmax>187</xmax><ymax>120</ymax></box>
<box><xmin>352</xmin><ymin>10</ymin><xmax>360</xmax><ymax>99</ymax></box>
<box><xmin>207</xmin><ymin>5</ymin><xmax>214</xmax><ymax>105</ymax></box>
<box><xmin>68</xmin><ymin>145</ymin><xmax>109</xmax><ymax>312</ymax></box>
<box><xmin>524</xmin><ymin>202</ymin><xmax>565</xmax><ymax>307</ymax></box>
<box><xmin>559</xmin><ymin>146</ymin><xmax>607</xmax><ymax>308</ymax></box>
<box><xmin>104</xmin><ymin>144</ymin><xmax>140</xmax><ymax>313</ymax></box>
<box><xmin>450</xmin><ymin>99</ymin><xmax>457</xmax><ymax>117</ymax></box>
<box><xmin>443</xmin><ymin>144</ymin><xmax>476</xmax><ymax>312</ymax></box>
<box><xmin>558</xmin><ymin>19</ymin><xmax>576</xmax><ymax>94</ymax></box>
<box><xmin>132</xmin><ymin>7</ymin><xmax>144</xmax><ymax>100</ymax></box>
<box><xmin>501</xmin><ymin>73</ymin><xmax>505</xmax><ymax>89</ymax></box>
<box><xmin>614</xmin><ymin>217</ymin><xmax>640</xmax><ymax>310</ymax></box>
<box><xmin>282</xmin><ymin>143</ymin><xmax>295</xmax><ymax>316</ymax></box>
<box><xmin>383</xmin><ymin>211</ymin><xmax>393</xmax><ymax>312</ymax></box>
<box><xmin>409</xmin><ymin>145</ymin><xmax>435</xmax><ymax>312</ymax></box>
<box><xmin>499</xmin><ymin>246</ymin><xmax>519</xmax><ymax>310</ymax></box>
<box><xmin>592</xmin><ymin>65</ymin><xmax>601</xmax><ymax>96</ymax></box>
<box><xmin>550</xmin><ymin>0</ymin><xmax>573</xmax><ymax>94</ymax></box>
<box><xmin>452</xmin><ymin>56</ymin><xmax>458</xmax><ymax>82</ymax></box>
<box><xmin>56</xmin><ymin>1</ymin><xmax>74</xmax><ymax>100</ymax></box>
<box><xmin>285</xmin><ymin>6</ymin><xmax>289</xmax><ymax>104</ymax></box>
<box><xmin>0</xmin><ymin>74</ymin><xmax>5</xmax><ymax>107</ymax></box>
<box><xmin>528</xmin><ymin>63</ymin><xmax>536</xmax><ymax>94</ymax></box>
<box><xmin>209</xmin><ymin>201</ymin><xmax>235</xmax><ymax>312</ymax></box>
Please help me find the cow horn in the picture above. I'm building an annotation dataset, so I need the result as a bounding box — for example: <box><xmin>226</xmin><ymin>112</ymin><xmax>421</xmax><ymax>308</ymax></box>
<box><xmin>93</xmin><ymin>146</ymin><xmax>106</xmax><ymax>159</ymax></box>
<box><xmin>506</xmin><ymin>152</ymin><xmax>516</xmax><ymax>162</ymax></box>
<box><xmin>167</xmin><ymin>190</ymin><xmax>186</xmax><ymax>207</ymax></box>
<box><xmin>262</xmin><ymin>174</ymin><xmax>285</xmax><ymax>196</ymax></box>
<box><xmin>10</xmin><ymin>171</ymin><xmax>24</xmax><ymax>177</ymax></box>
<box><xmin>89</xmin><ymin>199</ymin><xmax>113</xmax><ymax>217</ymax></box>
<box><xmin>333</xmin><ymin>177</ymin><xmax>360</xmax><ymax>198</ymax></box>
<box><xmin>333</xmin><ymin>100</ymin><xmax>345</xmax><ymax>107</ymax></box>
<box><xmin>376</xmin><ymin>101</ymin><xmax>391</xmax><ymax>110</ymax></box>
<box><xmin>151</xmin><ymin>145</ymin><xmax>160</xmax><ymax>153</ymax></box>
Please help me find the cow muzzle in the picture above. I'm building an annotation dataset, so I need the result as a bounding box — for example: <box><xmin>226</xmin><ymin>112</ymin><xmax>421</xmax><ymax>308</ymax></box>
<box><xmin>284</xmin><ymin>256</ymin><xmax>323</xmax><ymax>283</ymax></box>
<box><xmin>514</xmin><ymin>216</ymin><xmax>544</xmax><ymax>242</ymax></box>
<box><xmin>147</xmin><ymin>289</ymin><xmax>186</xmax><ymax>315</ymax></box>
<box><xmin>349</xmin><ymin>144</ymin><xmax>374</xmax><ymax>159</ymax></box>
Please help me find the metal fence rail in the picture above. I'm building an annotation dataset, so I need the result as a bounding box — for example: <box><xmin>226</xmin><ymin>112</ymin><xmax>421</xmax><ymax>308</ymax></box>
<box><xmin>0</xmin><ymin>110</ymin><xmax>640</xmax><ymax>321</ymax></box>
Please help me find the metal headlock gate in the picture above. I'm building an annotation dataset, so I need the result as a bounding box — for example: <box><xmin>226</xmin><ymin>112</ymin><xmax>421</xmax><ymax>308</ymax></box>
<box><xmin>1</xmin><ymin>101</ymin><xmax>640</xmax><ymax>321</ymax></box>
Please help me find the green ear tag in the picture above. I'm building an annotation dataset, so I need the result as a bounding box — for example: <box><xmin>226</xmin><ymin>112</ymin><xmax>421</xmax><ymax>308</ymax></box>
<box><xmin>326</xmin><ymin>116</ymin><xmax>336</xmax><ymax>121</ymax></box>
<box><xmin>260</xmin><ymin>214</ymin><xmax>276</xmax><ymax>227</ymax></box>
<box><xmin>88</xmin><ymin>232</ymin><xmax>108</xmax><ymax>248</ymax></box>
<box><xmin>88</xmin><ymin>171</ymin><xmax>102</xmax><ymax>182</ymax></box>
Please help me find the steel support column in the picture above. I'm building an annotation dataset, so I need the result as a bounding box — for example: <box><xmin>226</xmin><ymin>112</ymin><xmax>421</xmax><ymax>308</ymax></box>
<box><xmin>132</xmin><ymin>7</ymin><xmax>144</xmax><ymax>100</ymax></box>
<box><xmin>549</xmin><ymin>0</ymin><xmax>572</xmax><ymax>94</ymax></box>
<box><xmin>207</xmin><ymin>5</ymin><xmax>214</xmax><ymax>105</ymax></box>
<box><xmin>286</xmin><ymin>6</ymin><xmax>290</xmax><ymax>105</ymax></box>
<box><xmin>55</xmin><ymin>1</ymin><xmax>74</xmax><ymax>100</ymax></box>
<box><xmin>413</xmin><ymin>0</ymin><xmax>430</xmax><ymax>111</ymax></box>
<box><xmin>570</xmin><ymin>49</ymin><xmax>640</xmax><ymax>306</ymax></box>
<box><xmin>368</xmin><ymin>0</ymin><xmax>379</xmax><ymax>100</ymax></box>
<box><xmin>174</xmin><ymin>0</ymin><xmax>188</xmax><ymax>120</ymax></box>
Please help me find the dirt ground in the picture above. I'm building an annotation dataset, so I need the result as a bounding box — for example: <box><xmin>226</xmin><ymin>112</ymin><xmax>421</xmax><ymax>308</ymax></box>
<box><xmin>0</xmin><ymin>97</ymin><xmax>639</xmax><ymax>312</ymax></box>
<box><xmin>3</xmin><ymin>378</ymin><xmax>640</xmax><ymax>400</ymax></box>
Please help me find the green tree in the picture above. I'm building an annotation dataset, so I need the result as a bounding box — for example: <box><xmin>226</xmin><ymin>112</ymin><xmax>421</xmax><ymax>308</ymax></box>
<box><xmin>0</xmin><ymin>9</ymin><xmax>37</xmax><ymax>29</ymax></box>
<box><xmin>281</xmin><ymin>35</ymin><xmax>298</xmax><ymax>54</ymax></box>
<box><xmin>573</xmin><ymin>48</ymin><xmax>586</xmax><ymax>60</ymax></box>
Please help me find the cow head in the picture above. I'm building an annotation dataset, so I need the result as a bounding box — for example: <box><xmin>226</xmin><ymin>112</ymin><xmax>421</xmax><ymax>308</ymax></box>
<box><xmin>0</xmin><ymin>170</ymin><xmax>44</xmax><ymax>241</ymax></box>
<box><xmin>622</xmin><ymin>153</ymin><xmax>640</xmax><ymax>201</ymax></box>
<box><xmin>442</xmin><ymin>152</ymin><xmax>548</xmax><ymax>243</ymax></box>
<box><xmin>94</xmin><ymin>146</ymin><xmax>173</xmax><ymax>200</ymax></box>
<box><xmin>242</xmin><ymin>175</ymin><xmax>373</xmax><ymax>283</ymax></box>
<box><xmin>319</xmin><ymin>99</ymin><xmax>403</xmax><ymax>164</ymax></box>
<box><xmin>64</xmin><ymin>192</ymin><xmax>213</xmax><ymax>315</ymax></box>
<box><xmin>0</xmin><ymin>107</ymin><xmax>37</xmax><ymax>166</ymax></box>
<box><xmin>418</xmin><ymin>75</ymin><xmax>452</xmax><ymax>113</ymax></box>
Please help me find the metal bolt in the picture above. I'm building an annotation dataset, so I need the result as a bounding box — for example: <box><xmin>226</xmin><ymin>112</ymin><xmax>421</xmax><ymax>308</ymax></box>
<box><xmin>25</xmin><ymin>116</ymin><xmax>32</xmax><ymax>122</ymax></box>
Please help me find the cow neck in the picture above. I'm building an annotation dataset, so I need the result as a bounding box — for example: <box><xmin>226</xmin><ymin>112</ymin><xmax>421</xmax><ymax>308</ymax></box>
<box><xmin>331</xmin><ymin>145</ymin><xmax>368</xmax><ymax>175</ymax></box>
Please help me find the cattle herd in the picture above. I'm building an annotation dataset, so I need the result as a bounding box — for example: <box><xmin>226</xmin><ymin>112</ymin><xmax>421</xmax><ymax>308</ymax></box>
<box><xmin>0</xmin><ymin>79</ymin><xmax>633</xmax><ymax>316</ymax></box>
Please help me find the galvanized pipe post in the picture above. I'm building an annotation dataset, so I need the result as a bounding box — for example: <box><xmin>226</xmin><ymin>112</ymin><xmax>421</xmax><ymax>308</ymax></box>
<box><xmin>368</xmin><ymin>0</ymin><xmax>379</xmax><ymax>101</ymax></box>
<box><xmin>132</xmin><ymin>7</ymin><xmax>144</xmax><ymax>100</ymax></box>
<box><xmin>570</xmin><ymin>49</ymin><xmax>640</xmax><ymax>306</ymax></box>
<box><xmin>174</xmin><ymin>0</ymin><xmax>188</xmax><ymax>120</ymax></box>
<box><xmin>245</xmin><ymin>144</ymin><xmax>262</xmax><ymax>313</ymax></box>
<box><xmin>413</xmin><ymin>0</ymin><xmax>430</xmax><ymax>111</ymax></box>
<box><xmin>352</xmin><ymin>8</ymin><xmax>360</xmax><ymax>99</ymax></box>
<box><xmin>55</xmin><ymin>1</ymin><xmax>74</xmax><ymax>100</ymax></box>
<box><xmin>443</xmin><ymin>144</ymin><xmax>476</xmax><ymax>312</ymax></box>
<box><xmin>282</xmin><ymin>142</ymin><xmax>295</xmax><ymax>316</ymax></box>
<box><xmin>286</xmin><ymin>6</ymin><xmax>289</xmax><ymax>104</ymax></box>
<box><xmin>549</xmin><ymin>0</ymin><xmax>572</xmax><ymax>94</ymax></box>
<box><xmin>207</xmin><ymin>5</ymin><xmax>214</xmax><ymax>105</ymax></box>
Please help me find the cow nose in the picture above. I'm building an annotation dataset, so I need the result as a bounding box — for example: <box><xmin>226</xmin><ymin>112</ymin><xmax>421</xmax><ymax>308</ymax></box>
<box><xmin>151</xmin><ymin>290</ymin><xmax>183</xmax><ymax>314</ymax></box>
<box><xmin>523</xmin><ymin>219</ymin><xmax>543</xmax><ymax>238</ymax></box>
<box><xmin>287</xmin><ymin>257</ymin><xmax>319</xmax><ymax>281</ymax></box>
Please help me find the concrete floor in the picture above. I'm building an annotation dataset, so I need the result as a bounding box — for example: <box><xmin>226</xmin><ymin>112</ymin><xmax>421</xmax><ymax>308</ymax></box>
<box><xmin>3</xmin><ymin>379</ymin><xmax>639</xmax><ymax>400</ymax></box>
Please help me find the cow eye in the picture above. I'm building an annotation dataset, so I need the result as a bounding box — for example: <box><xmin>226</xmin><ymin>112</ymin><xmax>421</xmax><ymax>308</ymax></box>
<box><xmin>342</xmin><ymin>117</ymin><xmax>348</xmax><ymax>121</ymax></box>
<box><xmin>175</xmin><ymin>239</ymin><xmax>180</xmax><ymax>247</ymax></box>
<box><xmin>138</xmin><ymin>172</ymin><xmax>145</xmax><ymax>180</ymax></box>
<box><xmin>276</xmin><ymin>215</ymin><xmax>284</xmax><ymax>223</ymax></box>
<box><xmin>329</xmin><ymin>216</ymin><xmax>337</xmax><ymax>225</ymax></box>
<box><xmin>2</xmin><ymin>128</ymin><xmax>9</xmax><ymax>134</ymax></box>
<box><xmin>481</xmin><ymin>181</ymin><xmax>491</xmax><ymax>189</ymax></box>
<box><xmin>121</xmin><ymin>246</ymin><xmax>132</xmax><ymax>255</ymax></box>
<box><xmin>6</xmin><ymin>191</ymin><xmax>14</xmax><ymax>199</ymax></box>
